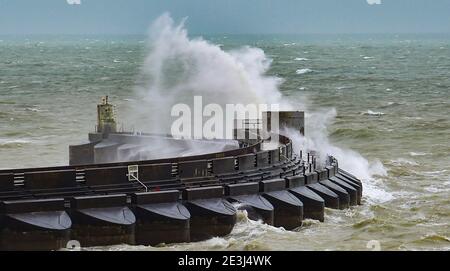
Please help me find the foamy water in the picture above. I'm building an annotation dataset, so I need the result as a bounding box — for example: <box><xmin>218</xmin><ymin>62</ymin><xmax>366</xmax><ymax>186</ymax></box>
<box><xmin>296</xmin><ymin>68</ymin><xmax>313</xmax><ymax>75</ymax></box>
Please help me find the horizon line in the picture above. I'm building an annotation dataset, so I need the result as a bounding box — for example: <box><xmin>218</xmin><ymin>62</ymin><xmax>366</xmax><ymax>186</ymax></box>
<box><xmin>1</xmin><ymin>32</ymin><xmax>450</xmax><ymax>36</ymax></box>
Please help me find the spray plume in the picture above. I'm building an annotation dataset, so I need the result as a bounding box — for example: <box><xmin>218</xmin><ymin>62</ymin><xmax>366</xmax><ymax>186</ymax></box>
<box><xmin>124</xmin><ymin>13</ymin><xmax>388</xmax><ymax>200</ymax></box>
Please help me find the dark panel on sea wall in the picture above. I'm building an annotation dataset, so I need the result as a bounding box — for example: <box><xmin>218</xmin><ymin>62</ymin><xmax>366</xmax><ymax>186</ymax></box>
<box><xmin>70</xmin><ymin>194</ymin><xmax>128</xmax><ymax>209</ymax></box>
<box><xmin>1</xmin><ymin>198</ymin><xmax>66</xmax><ymax>213</ymax></box>
<box><xmin>256</xmin><ymin>151</ymin><xmax>270</xmax><ymax>167</ymax></box>
<box><xmin>225</xmin><ymin>182</ymin><xmax>260</xmax><ymax>196</ymax></box>
<box><xmin>0</xmin><ymin>173</ymin><xmax>15</xmax><ymax>190</ymax></box>
<box><xmin>270</xmin><ymin>149</ymin><xmax>280</xmax><ymax>164</ymax></box>
<box><xmin>132</xmin><ymin>190</ymin><xmax>180</xmax><ymax>205</ymax></box>
<box><xmin>285</xmin><ymin>175</ymin><xmax>305</xmax><ymax>188</ymax></box>
<box><xmin>326</xmin><ymin>165</ymin><xmax>336</xmax><ymax>177</ymax></box>
<box><xmin>211</xmin><ymin>157</ymin><xmax>236</xmax><ymax>175</ymax></box>
<box><xmin>316</xmin><ymin>169</ymin><xmax>328</xmax><ymax>181</ymax></box>
<box><xmin>182</xmin><ymin>186</ymin><xmax>223</xmax><ymax>201</ymax></box>
<box><xmin>238</xmin><ymin>154</ymin><xmax>256</xmax><ymax>170</ymax></box>
<box><xmin>178</xmin><ymin>160</ymin><xmax>210</xmax><ymax>178</ymax></box>
<box><xmin>139</xmin><ymin>163</ymin><xmax>173</xmax><ymax>181</ymax></box>
<box><xmin>305</xmin><ymin>172</ymin><xmax>318</xmax><ymax>184</ymax></box>
<box><xmin>84</xmin><ymin>166</ymin><xmax>128</xmax><ymax>186</ymax></box>
<box><xmin>259</xmin><ymin>179</ymin><xmax>286</xmax><ymax>192</ymax></box>
<box><xmin>24</xmin><ymin>170</ymin><xmax>77</xmax><ymax>189</ymax></box>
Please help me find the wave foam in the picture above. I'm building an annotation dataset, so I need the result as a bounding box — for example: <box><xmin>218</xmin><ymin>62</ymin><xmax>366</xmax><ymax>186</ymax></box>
<box><xmin>295</xmin><ymin>68</ymin><xmax>313</xmax><ymax>75</ymax></box>
<box><xmin>409</xmin><ymin>152</ymin><xmax>429</xmax><ymax>157</ymax></box>
<box><xmin>0</xmin><ymin>138</ymin><xmax>33</xmax><ymax>146</ymax></box>
<box><xmin>25</xmin><ymin>107</ymin><xmax>43</xmax><ymax>112</ymax></box>
<box><xmin>362</xmin><ymin>110</ymin><xmax>384</xmax><ymax>116</ymax></box>
<box><xmin>390</xmin><ymin>158</ymin><xmax>419</xmax><ymax>166</ymax></box>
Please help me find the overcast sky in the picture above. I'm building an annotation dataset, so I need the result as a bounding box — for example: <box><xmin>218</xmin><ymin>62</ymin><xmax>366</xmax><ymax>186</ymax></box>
<box><xmin>0</xmin><ymin>0</ymin><xmax>449</xmax><ymax>35</ymax></box>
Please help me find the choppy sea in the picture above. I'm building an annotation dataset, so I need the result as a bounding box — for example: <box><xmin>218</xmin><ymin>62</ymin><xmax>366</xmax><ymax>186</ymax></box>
<box><xmin>0</xmin><ymin>33</ymin><xmax>449</xmax><ymax>250</ymax></box>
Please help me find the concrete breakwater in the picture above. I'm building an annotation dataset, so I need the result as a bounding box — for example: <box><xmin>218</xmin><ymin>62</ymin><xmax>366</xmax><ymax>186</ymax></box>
<box><xmin>0</xmin><ymin>99</ymin><xmax>362</xmax><ymax>250</ymax></box>
<box><xmin>0</xmin><ymin>131</ymin><xmax>362</xmax><ymax>250</ymax></box>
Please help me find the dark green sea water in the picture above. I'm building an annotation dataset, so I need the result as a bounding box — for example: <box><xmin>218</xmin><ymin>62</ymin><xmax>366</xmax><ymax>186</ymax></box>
<box><xmin>1</xmin><ymin>34</ymin><xmax>449</xmax><ymax>250</ymax></box>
